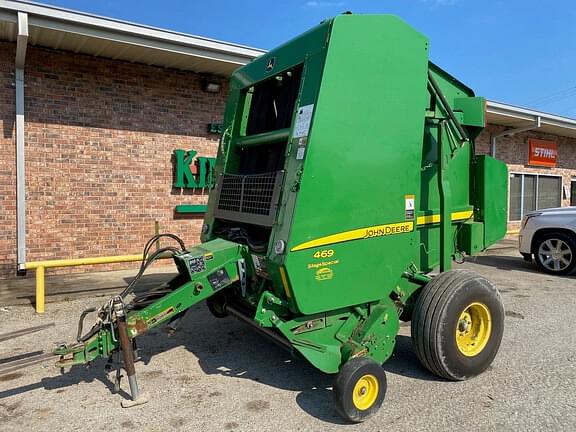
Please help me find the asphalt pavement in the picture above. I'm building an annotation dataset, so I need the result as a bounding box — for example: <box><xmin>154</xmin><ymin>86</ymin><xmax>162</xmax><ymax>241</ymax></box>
<box><xmin>0</xmin><ymin>243</ymin><xmax>575</xmax><ymax>431</ymax></box>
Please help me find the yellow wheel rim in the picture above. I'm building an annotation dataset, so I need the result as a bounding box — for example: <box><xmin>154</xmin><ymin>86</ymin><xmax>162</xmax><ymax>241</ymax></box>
<box><xmin>455</xmin><ymin>302</ymin><xmax>492</xmax><ymax>357</ymax></box>
<box><xmin>352</xmin><ymin>374</ymin><xmax>379</xmax><ymax>411</ymax></box>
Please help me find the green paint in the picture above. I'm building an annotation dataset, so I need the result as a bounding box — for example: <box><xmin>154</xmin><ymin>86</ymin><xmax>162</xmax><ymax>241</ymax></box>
<box><xmin>175</xmin><ymin>204</ymin><xmax>207</xmax><ymax>213</ymax></box>
<box><xmin>203</xmin><ymin>14</ymin><xmax>507</xmax><ymax>372</ymax></box>
<box><xmin>59</xmin><ymin>15</ymin><xmax>507</xmax><ymax>380</ymax></box>
<box><xmin>472</xmin><ymin>155</ymin><xmax>508</xmax><ymax>246</ymax></box>
<box><xmin>173</xmin><ymin>149</ymin><xmax>216</xmax><ymax>189</ymax></box>
<box><xmin>56</xmin><ymin>239</ymin><xmax>249</xmax><ymax>365</ymax></box>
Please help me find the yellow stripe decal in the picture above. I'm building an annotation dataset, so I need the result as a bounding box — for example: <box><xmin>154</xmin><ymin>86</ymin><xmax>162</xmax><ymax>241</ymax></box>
<box><xmin>290</xmin><ymin>210</ymin><xmax>474</xmax><ymax>252</ymax></box>
<box><xmin>279</xmin><ymin>266</ymin><xmax>292</xmax><ymax>299</ymax></box>
<box><xmin>291</xmin><ymin>221</ymin><xmax>414</xmax><ymax>252</ymax></box>
<box><xmin>416</xmin><ymin>210</ymin><xmax>474</xmax><ymax>226</ymax></box>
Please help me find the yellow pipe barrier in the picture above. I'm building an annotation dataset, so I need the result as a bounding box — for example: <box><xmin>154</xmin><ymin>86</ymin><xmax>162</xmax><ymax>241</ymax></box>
<box><xmin>36</xmin><ymin>266</ymin><xmax>45</xmax><ymax>314</ymax></box>
<box><xmin>26</xmin><ymin>254</ymin><xmax>144</xmax><ymax>269</ymax></box>
<box><xmin>25</xmin><ymin>254</ymin><xmax>167</xmax><ymax>314</ymax></box>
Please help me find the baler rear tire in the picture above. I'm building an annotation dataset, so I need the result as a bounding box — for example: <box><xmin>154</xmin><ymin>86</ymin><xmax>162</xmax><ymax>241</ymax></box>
<box><xmin>333</xmin><ymin>357</ymin><xmax>387</xmax><ymax>423</ymax></box>
<box><xmin>411</xmin><ymin>270</ymin><xmax>504</xmax><ymax>381</ymax></box>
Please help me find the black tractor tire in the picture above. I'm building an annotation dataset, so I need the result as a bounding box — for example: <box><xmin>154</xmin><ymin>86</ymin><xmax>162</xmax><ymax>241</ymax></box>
<box><xmin>206</xmin><ymin>293</ymin><xmax>228</xmax><ymax>318</ymax></box>
<box><xmin>411</xmin><ymin>270</ymin><xmax>504</xmax><ymax>381</ymax></box>
<box><xmin>333</xmin><ymin>357</ymin><xmax>387</xmax><ymax>423</ymax></box>
<box><xmin>533</xmin><ymin>232</ymin><xmax>576</xmax><ymax>275</ymax></box>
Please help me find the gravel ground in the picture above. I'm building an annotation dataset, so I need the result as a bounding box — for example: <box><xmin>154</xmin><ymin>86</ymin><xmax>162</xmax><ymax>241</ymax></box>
<box><xmin>1</xmin><ymin>250</ymin><xmax>575</xmax><ymax>431</ymax></box>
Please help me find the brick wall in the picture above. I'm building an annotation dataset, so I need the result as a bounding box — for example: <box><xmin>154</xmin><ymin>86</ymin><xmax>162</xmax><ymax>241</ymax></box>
<box><xmin>0</xmin><ymin>41</ymin><xmax>227</xmax><ymax>279</ymax></box>
<box><xmin>0</xmin><ymin>43</ymin><xmax>17</xmax><ymax>279</ymax></box>
<box><xmin>476</xmin><ymin>124</ymin><xmax>576</xmax><ymax>229</ymax></box>
<box><xmin>2</xmin><ymin>40</ymin><xmax>576</xmax><ymax>279</ymax></box>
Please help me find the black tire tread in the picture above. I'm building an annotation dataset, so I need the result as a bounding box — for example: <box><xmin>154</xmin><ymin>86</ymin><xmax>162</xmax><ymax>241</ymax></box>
<box><xmin>333</xmin><ymin>357</ymin><xmax>386</xmax><ymax>423</ymax></box>
<box><xmin>206</xmin><ymin>295</ymin><xmax>228</xmax><ymax>318</ymax></box>
<box><xmin>411</xmin><ymin>270</ymin><xmax>502</xmax><ymax>380</ymax></box>
<box><xmin>413</xmin><ymin>270</ymin><xmax>469</xmax><ymax>378</ymax></box>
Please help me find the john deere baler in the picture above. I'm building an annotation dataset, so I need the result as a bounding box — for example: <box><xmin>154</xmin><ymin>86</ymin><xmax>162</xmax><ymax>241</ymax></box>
<box><xmin>53</xmin><ymin>14</ymin><xmax>507</xmax><ymax>422</ymax></box>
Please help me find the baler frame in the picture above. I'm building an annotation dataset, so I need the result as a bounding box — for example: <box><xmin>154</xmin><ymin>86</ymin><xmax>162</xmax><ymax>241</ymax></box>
<box><xmin>2</xmin><ymin>14</ymin><xmax>508</xmax><ymax>423</ymax></box>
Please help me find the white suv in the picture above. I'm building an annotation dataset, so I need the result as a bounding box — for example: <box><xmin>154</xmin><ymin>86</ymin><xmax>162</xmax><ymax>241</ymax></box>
<box><xmin>519</xmin><ymin>207</ymin><xmax>576</xmax><ymax>275</ymax></box>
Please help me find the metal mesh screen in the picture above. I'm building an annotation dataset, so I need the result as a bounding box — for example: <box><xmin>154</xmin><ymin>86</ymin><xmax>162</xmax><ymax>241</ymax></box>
<box><xmin>215</xmin><ymin>171</ymin><xmax>285</xmax><ymax>226</ymax></box>
<box><xmin>218</xmin><ymin>175</ymin><xmax>243</xmax><ymax>212</ymax></box>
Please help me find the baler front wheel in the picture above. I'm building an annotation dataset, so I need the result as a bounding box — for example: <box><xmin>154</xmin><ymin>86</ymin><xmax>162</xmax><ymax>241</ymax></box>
<box><xmin>206</xmin><ymin>293</ymin><xmax>229</xmax><ymax>318</ymax></box>
<box><xmin>411</xmin><ymin>270</ymin><xmax>504</xmax><ymax>381</ymax></box>
<box><xmin>333</xmin><ymin>357</ymin><xmax>387</xmax><ymax>423</ymax></box>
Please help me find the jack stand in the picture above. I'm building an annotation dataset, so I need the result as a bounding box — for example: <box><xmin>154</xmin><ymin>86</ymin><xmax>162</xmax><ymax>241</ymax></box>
<box><xmin>105</xmin><ymin>354</ymin><xmax>123</xmax><ymax>393</ymax></box>
<box><xmin>112</xmin><ymin>297</ymin><xmax>150</xmax><ymax>408</ymax></box>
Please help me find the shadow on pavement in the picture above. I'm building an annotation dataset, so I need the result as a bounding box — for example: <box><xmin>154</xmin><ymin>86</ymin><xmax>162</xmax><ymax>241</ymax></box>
<box><xmin>142</xmin><ymin>306</ymin><xmax>348</xmax><ymax>424</ymax></box>
<box><xmin>466</xmin><ymin>254</ymin><xmax>539</xmax><ymax>273</ymax></box>
<box><xmin>122</xmin><ymin>272</ymin><xmax>177</xmax><ymax>291</ymax></box>
<box><xmin>466</xmin><ymin>254</ymin><xmax>576</xmax><ymax>279</ymax></box>
<box><xmin>383</xmin><ymin>335</ymin><xmax>442</xmax><ymax>382</ymax></box>
<box><xmin>0</xmin><ymin>301</ymin><xmax>437</xmax><ymax>424</ymax></box>
<box><xmin>2</xmin><ymin>271</ymin><xmax>178</xmax><ymax>308</ymax></box>
<box><xmin>0</xmin><ymin>358</ymin><xmax>131</xmax><ymax>401</ymax></box>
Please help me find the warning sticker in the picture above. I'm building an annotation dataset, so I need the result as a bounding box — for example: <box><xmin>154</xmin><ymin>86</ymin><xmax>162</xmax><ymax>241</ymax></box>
<box><xmin>292</xmin><ymin>104</ymin><xmax>314</xmax><ymax>138</ymax></box>
<box><xmin>207</xmin><ymin>268</ymin><xmax>231</xmax><ymax>291</ymax></box>
<box><xmin>296</xmin><ymin>147</ymin><xmax>306</xmax><ymax>160</ymax></box>
<box><xmin>405</xmin><ymin>194</ymin><xmax>415</xmax><ymax>220</ymax></box>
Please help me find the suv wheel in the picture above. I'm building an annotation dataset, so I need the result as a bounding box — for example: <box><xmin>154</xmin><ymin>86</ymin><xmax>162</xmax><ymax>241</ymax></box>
<box><xmin>534</xmin><ymin>232</ymin><xmax>576</xmax><ymax>275</ymax></box>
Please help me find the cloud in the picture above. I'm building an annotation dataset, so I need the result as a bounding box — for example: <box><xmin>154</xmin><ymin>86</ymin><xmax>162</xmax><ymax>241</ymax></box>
<box><xmin>305</xmin><ymin>1</ymin><xmax>345</xmax><ymax>7</ymax></box>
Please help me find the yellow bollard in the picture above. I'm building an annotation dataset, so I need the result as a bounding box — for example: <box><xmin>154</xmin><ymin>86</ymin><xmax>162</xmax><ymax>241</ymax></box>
<box><xmin>36</xmin><ymin>266</ymin><xmax>45</xmax><ymax>314</ymax></box>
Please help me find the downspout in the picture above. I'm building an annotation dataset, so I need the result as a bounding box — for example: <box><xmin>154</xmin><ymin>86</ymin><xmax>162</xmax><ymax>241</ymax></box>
<box><xmin>490</xmin><ymin>115</ymin><xmax>542</xmax><ymax>158</ymax></box>
<box><xmin>15</xmin><ymin>12</ymin><xmax>28</xmax><ymax>275</ymax></box>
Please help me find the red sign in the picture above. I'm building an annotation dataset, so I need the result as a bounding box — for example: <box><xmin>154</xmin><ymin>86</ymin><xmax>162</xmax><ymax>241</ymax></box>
<box><xmin>528</xmin><ymin>139</ymin><xmax>557</xmax><ymax>167</ymax></box>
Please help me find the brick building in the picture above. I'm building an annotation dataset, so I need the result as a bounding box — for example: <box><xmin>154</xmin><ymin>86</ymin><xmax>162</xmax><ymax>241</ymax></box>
<box><xmin>0</xmin><ymin>1</ymin><xmax>575</xmax><ymax>281</ymax></box>
<box><xmin>479</xmin><ymin>102</ymin><xmax>576</xmax><ymax>229</ymax></box>
<box><xmin>0</xmin><ymin>1</ymin><xmax>264</xmax><ymax>279</ymax></box>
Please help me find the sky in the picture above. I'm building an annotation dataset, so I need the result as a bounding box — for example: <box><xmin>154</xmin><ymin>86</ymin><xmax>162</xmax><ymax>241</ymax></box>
<box><xmin>39</xmin><ymin>0</ymin><xmax>576</xmax><ymax>118</ymax></box>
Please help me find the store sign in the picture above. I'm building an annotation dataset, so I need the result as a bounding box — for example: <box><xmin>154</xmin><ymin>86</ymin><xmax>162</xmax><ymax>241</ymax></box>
<box><xmin>528</xmin><ymin>139</ymin><xmax>557</xmax><ymax>167</ymax></box>
<box><xmin>173</xmin><ymin>149</ymin><xmax>216</xmax><ymax>188</ymax></box>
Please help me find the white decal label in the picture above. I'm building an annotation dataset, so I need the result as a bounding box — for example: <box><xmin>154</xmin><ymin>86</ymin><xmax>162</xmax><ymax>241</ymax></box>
<box><xmin>296</xmin><ymin>147</ymin><xmax>306</xmax><ymax>160</ymax></box>
<box><xmin>292</xmin><ymin>104</ymin><xmax>314</xmax><ymax>139</ymax></box>
<box><xmin>405</xmin><ymin>194</ymin><xmax>415</xmax><ymax>220</ymax></box>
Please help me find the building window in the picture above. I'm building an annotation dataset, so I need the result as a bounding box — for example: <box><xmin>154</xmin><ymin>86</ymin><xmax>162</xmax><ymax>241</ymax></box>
<box><xmin>571</xmin><ymin>178</ymin><xmax>576</xmax><ymax>207</ymax></box>
<box><xmin>509</xmin><ymin>173</ymin><xmax>562</xmax><ymax>221</ymax></box>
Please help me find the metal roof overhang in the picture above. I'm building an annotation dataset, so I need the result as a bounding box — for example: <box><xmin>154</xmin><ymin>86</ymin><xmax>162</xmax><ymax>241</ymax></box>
<box><xmin>0</xmin><ymin>0</ymin><xmax>266</xmax><ymax>75</ymax></box>
<box><xmin>486</xmin><ymin>100</ymin><xmax>576</xmax><ymax>139</ymax></box>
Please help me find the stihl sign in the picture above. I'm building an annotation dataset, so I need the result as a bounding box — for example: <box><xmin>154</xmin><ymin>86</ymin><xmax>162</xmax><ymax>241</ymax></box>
<box><xmin>528</xmin><ymin>139</ymin><xmax>557</xmax><ymax>167</ymax></box>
